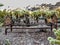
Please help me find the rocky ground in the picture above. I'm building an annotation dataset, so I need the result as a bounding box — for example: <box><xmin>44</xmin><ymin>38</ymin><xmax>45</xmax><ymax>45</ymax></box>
<box><xmin>0</xmin><ymin>26</ymin><xmax>55</xmax><ymax>45</ymax></box>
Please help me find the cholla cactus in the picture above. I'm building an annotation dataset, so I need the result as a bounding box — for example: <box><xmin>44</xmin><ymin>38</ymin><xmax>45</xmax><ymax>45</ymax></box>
<box><xmin>4</xmin><ymin>39</ymin><xmax>11</xmax><ymax>45</ymax></box>
<box><xmin>48</xmin><ymin>28</ymin><xmax>60</xmax><ymax>45</ymax></box>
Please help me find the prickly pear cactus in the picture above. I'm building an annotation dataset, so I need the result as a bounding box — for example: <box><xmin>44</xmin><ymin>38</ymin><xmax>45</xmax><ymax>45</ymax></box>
<box><xmin>48</xmin><ymin>28</ymin><xmax>60</xmax><ymax>45</ymax></box>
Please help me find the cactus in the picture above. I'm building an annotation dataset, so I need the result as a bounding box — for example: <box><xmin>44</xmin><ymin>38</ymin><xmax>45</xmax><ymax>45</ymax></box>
<box><xmin>4</xmin><ymin>39</ymin><xmax>11</xmax><ymax>45</ymax></box>
<box><xmin>48</xmin><ymin>28</ymin><xmax>60</xmax><ymax>45</ymax></box>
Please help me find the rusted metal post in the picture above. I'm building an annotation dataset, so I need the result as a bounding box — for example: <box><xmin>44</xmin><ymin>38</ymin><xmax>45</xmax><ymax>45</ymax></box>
<box><xmin>5</xmin><ymin>28</ymin><xmax>7</xmax><ymax>35</ymax></box>
<box><xmin>51</xmin><ymin>24</ymin><xmax>52</xmax><ymax>31</ymax></box>
<box><xmin>10</xmin><ymin>25</ymin><xmax>12</xmax><ymax>32</ymax></box>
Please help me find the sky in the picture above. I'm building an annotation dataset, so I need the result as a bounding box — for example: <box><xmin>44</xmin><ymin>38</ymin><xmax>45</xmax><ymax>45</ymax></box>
<box><xmin>0</xmin><ymin>0</ymin><xmax>60</xmax><ymax>9</ymax></box>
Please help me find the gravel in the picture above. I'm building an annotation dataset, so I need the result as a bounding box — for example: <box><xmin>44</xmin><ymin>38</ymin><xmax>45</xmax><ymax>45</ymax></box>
<box><xmin>0</xmin><ymin>27</ymin><xmax>55</xmax><ymax>45</ymax></box>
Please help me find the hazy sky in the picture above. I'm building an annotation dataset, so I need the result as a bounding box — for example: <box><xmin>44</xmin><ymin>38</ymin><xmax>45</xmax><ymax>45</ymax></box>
<box><xmin>0</xmin><ymin>0</ymin><xmax>60</xmax><ymax>9</ymax></box>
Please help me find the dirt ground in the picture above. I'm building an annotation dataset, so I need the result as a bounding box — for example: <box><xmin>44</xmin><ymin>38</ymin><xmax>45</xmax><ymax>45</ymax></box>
<box><xmin>0</xmin><ymin>27</ymin><xmax>55</xmax><ymax>45</ymax></box>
